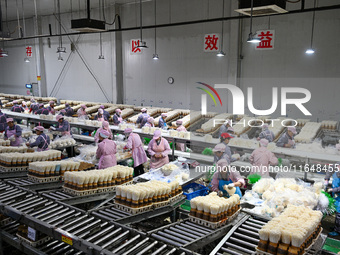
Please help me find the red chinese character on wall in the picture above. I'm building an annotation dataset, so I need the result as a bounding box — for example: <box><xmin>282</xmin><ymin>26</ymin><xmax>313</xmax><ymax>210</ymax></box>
<box><xmin>131</xmin><ymin>39</ymin><xmax>142</xmax><ymax>54</ymax></box>
<box><xmin>255</xmin><ymin>30</ymin><xmax>275</xmax><ymax>50</ymax></box>
<box><xmin>204</xmin><ymin>34</ymin><xmax>220</xmax><ymax>52</ymax></box>
<box><xmin>26</xmin><ymin>46</ymin><xmax>33</xmax><ymax>57</ymax></box>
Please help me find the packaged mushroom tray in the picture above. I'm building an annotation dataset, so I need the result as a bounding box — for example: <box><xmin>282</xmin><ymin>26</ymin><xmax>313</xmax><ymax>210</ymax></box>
<box><xmin>139</xmin><ymin>162</ymin><xmax>190</xmax><ymax>185</ymax></box>
<box><xmin>188</xmin><ymin>193</ymin><xmax>241</xmax><ymax>229</ymax></box>
<box><xmin>0</xmin><ymin>145</ymin><xmax>29</xmax><ymax>153</ymax></box>
<box><xmin>0</xmin><ymin>150</ymin><xmax>62</xmax><ymax>171</ymax></box>
<box><xmin>48</xmin><ymin>136</ymin><xmax>77</xmax><ymax>149</ymax></box>
<box><xmin>321</xmin><ymin>120</ymin><xmax>338</xmax><ymax>130</ymax></box>
<box><xmin>62</xmin><ymin>165</ymin><xmax>134</xmax><ymax>196</ymax></box>
<box><xmin>115</xmin><ymin>180</ymin><xmax>183</xmax><ymax>214</ymax></box>
<box><xmin>0</xmin><ymin>139</ymin><xmax>11</xmax><ymax>146</ymax></box>
<box><xmin>28</xmin><ymin>161</ymin><xmax>82</xmax><ymax>183</ymax></box>
<box><xmin>256</xmin><ymin>205</ymin><xmax>323</xmax><ymax>255</ymax></box>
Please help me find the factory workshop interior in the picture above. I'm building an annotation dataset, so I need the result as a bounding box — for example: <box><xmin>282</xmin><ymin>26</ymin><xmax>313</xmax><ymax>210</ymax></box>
<box><xmin>0</xmin><ymin>0</ymin><xmax>340</xmax><ymax>254</ymax></box>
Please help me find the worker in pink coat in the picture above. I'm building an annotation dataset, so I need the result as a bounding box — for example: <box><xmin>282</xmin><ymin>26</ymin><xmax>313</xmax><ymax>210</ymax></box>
<box><xmin>144</xmin><ymin>117</ymin><xmax>155</xmax><ymax>127</ymax></box>
<box><xmin>77</xmin><ymin>104</ymin><xmax>88</xmax><ymax>119</ymax></box>
<box><xmin>47</xmin><ymin>101</ymin><xmax>56</xmax><ymax>115</ymax></box>
<box><xmin>175</xmin><ymin>120</ymin><xmax>187</xmax><ymax>151</ymax></box>
<box><xmin>124</xmin><ymin>128</ymin><xmax>148</xmax><ymax>176</ymax></box>
<box><xmin>96</xmin><ymin>129</ymin><xmax>117</xmax><ymax>169</ymax></box>
<box><xmin>250</xmin><ymin>139</ymin><xmax>278</xmax><ymax>177</ymax></box>
<box><xmin>147</xmin><ymin>130</ymin><xmax>171</xmax><ymax>169</ymax></box>
<box><xmin>211</xmin><ymin>159</ymin><xmax>244</xmax><ymax>197</ymax></box>
<box><xmin>94</xmin><ymin>121</ymin><xmax>113</xmax><ymax>143</ymax></box>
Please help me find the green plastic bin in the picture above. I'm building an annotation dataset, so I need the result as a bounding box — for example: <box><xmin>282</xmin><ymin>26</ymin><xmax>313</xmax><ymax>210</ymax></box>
<box><xmin>323</xmin><ymin>238</ymin><xmax>340</xmax><ymax>254</ymax></box>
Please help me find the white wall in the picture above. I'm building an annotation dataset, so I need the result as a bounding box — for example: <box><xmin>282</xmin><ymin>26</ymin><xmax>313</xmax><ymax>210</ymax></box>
<box><xmin>240</xmin><ymin>9</ymin><xmax>340</xmax><ymax>121</ymax></box>
<box><xmin>0</xmin><ymin>18</ymin><xmax>38</xmax><ymax>95</ymax></box>
<box><xmin>0</xmin><ymin>7</ymin><xmax>118</xmax><ymax>103</ymax></box>
<box><xmin>121</xmin><ymin>0</ymin><xmax>236</xmax><ymax>112</ymax></box>
<box><xmin>0</xmin><ymin>0</ymin><xmax>340</xmax><ymax>121</ymax></box>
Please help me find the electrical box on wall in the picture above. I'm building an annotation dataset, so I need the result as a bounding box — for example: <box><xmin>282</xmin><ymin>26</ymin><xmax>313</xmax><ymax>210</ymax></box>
<box><xmin>235</xmin><ymin>0</ymin><xmax>287</xmax><ymax>16</ymax></box>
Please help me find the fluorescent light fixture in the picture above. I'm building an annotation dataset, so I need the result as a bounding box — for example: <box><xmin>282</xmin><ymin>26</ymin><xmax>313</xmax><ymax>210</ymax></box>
<box><xmin>24</xmin><ymin>57</ymin><xmax>30</xmax><ymax>63</ymax></box>
<box><xmin>137</xmin><ymin>41</ymin><xmax>148</xmax><ymax>48</ymax></box>
<box><xmin>152</xmin><ymin>53</ymin><xmax>159</xmax><ymax>60</ymax></box>
<box><xmin>0</xmin><ymin>51</ymin><xmax>8</xmax><ymax>57</ymax></box>
<box><xmin>305</xmin><ymin>49</ymin><xmax>315</xmax><ymax>54</ymax></box>
<box><xmin>216</xmin><ymin>50</ymin><xmax>226</xmax><ymax>57</ymax></box>
<box><xmin>247</xmin><ymin>33</ymin><xmax>261</xmax><ymax>43</ymax></box>
<box><xmin>57</xmin><ymin>47</ymin><xmax>66</xmax><ymax>53</ymax></box>
<box><xmin>98</xmin><ymin>55</ymin><xmax>105</xmax><ymax>59</ymax></box>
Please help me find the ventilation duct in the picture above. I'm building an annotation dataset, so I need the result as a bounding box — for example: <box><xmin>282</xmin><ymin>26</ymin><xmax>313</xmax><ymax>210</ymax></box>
<box><xmin>71</xmin><ymin>0</ymin><xmax>105</xmax><ymax>32</ymax></box>
<box><xmin>235</xmin><ymin>0</ymin><xmax>288</xmax><ymax>16</ymax></box>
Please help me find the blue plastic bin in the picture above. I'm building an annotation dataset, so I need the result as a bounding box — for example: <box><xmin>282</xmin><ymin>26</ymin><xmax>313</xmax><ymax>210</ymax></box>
<box><xmin>182</xmin><ymin>183</ymin><xmax>208</xmax><ymax>200</ymax></box>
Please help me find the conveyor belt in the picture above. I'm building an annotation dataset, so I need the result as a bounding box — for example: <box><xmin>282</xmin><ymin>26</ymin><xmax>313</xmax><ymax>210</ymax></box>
<box><xmin>209</xmin><ymin>215</ymin><xmax>268</xmax><ymax>255</ymax></box>
<box><xmin>0</xmin><ymin>183</ymin><xmax>192</xmax><ymax>255</ymax></box>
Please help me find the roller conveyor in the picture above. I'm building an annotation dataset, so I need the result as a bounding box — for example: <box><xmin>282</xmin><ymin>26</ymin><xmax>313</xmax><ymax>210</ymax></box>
<box><xmin>5</xmin><ymin>177</ymin><xmax>34</xmax><ymax>186</ymax></box>
<box><xmin>209</xmin><ymin>214</ymin><xmax>268</xmax><ymax>255</ymax></box>
<box><xmin>0</xmin><ymin>220</ymin><xmax>85</xmax><ymax>255</ymax></box>
<box><xmin>41</xmin><ymin>191</ymin><xmax>73</xmax><ymax>200</ymax></box>
<box><xmin>91</xmin><ymin>205</ymin><xmax>132</xmax><ymax>221</ymax></box>
<box><xmin>0</xmin><ymin>188</ymin><xmax>190</xmax><ymax>255</ymax></box>
<box><xmin>149</xmin><ymin>219</ymin><xmax>215</xmax><ymax>247</ymax></box>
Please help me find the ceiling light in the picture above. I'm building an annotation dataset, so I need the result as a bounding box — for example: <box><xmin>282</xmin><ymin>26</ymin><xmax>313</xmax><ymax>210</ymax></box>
<box><xmin>216</xmin><ymin>51</ymin><xmax>226</xmax><ymax>57</ymax></box>
<box><xmin>137</xmin><ymin>0</ymin><xmax>148</xmax><ymax>49</ymax></box>
<box><xmin>247</xmin><ymin>0</ymin><xmax>261</xmax><ymax>44</ymax></box>
<box><xmin>24</xmin><ymin>57</ymin><xmax>30</xmax><ymax>63</ymax></box>
<box><xmin>305</xmin><ymin>49</ymin><xmax>315</xmax><ymax>54</ymax></box>
<box><xmin>137</xmin><ymin>41</ymin><xmax>148</xmax><ymax>48</ymax></box>
<box><xmin>247</xmin><ymin>33</ymin><xmax>261</xmax><ymax>43</ymax></box>
<box><xmin>57</xmin><ymin>47</ymin><xmax>66</xmax><ymax>53</ymax></box>
<box><xmin>58</xmin><ymin>53</ymin><xmax>63</xmax><ymax>61</ymax></box>
<box><xmin>306</xmin><ymin>0</ymin><xmax>317</xmax><ymax>55</ymax></box>
<box><xmin>0</xmin><ymin>51</ymin><xmax>8</xmax><ymax>57</ymax></box>
<box><xmin>217</xmin><ymin>0</ymin><xmax>226</xmax><ymax>58</ymax></box>
<box><xmin>153</xmin><ymin>0</ymin><xmax>159</xmax><ymax>60</ymax></box>
<box><xmin>98</xmin><ymin>33</ymin><xmax>105</xmax><ymax>59</ymax></box>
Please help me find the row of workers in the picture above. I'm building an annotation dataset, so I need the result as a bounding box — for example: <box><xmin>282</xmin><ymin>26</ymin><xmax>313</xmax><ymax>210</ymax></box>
<box><xmin>219</xmin><ymin>120</ymin><xmax>298</xmax><ymax>148</ymax></box>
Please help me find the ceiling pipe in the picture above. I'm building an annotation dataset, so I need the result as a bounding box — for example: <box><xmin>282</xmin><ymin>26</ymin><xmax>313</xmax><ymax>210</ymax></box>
<box><xmin>87</xmin><ymin>0</ymin><xmax>91</xmax><ymax>20</ymax></box>
<box><xmin>4</xmin><ymin>4</ymin><xmax>340</xmax><ymax>42</ymax></box>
